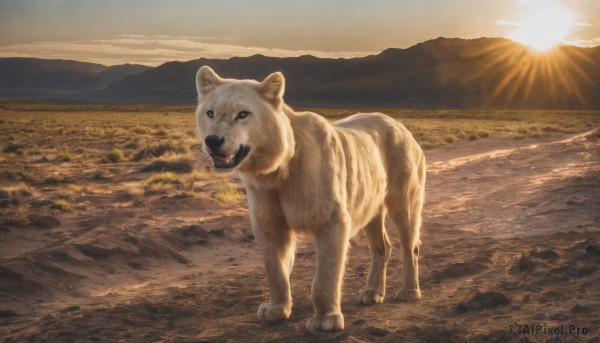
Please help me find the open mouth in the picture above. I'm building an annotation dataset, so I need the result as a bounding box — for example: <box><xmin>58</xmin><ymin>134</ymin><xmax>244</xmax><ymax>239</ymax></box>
<box><xmin>210</xmin><ymin>145</ymin><xmax>250</xmax><ymax>169</ymax></box>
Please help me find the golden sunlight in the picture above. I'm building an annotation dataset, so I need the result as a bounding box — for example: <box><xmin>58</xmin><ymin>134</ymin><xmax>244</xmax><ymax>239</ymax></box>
<box><xmin>509</xmin><ymin>3</ymin><xmax>574</xmax><ymax>52</ymax></box>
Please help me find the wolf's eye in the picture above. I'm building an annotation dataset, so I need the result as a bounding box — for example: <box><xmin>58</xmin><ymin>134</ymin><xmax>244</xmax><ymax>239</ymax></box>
<box><xmin>237</xmin><ymin>111</ymin><xmax>250</xmax><ymax>119</ymax></box>
<box><xmin>206</xmin><ymin>110</ymin><xmax>214</xmax><ymax>118</ymax></box>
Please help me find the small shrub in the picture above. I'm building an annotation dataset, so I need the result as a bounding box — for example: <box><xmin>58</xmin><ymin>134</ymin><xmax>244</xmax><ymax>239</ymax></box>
<box><xmin>132</xmin><ymin>127</ymin><xmax>149</xmax><ymax>134</ymax></box>
<box><xmin>467</xmin><ymin>133</ymin><xmax>478</xmax><ymax>141</ymax></box>
<box><xmin>44</xmin><ymin>176</ymin><xmax>65</xmax><ymax>184</ymax></box>
<box><xmin>103</xmin><ymin>148</ymin><xmax>125</xmax><ymax>163</ymax></box>
<box><xmin>1</xmin><ymin>168</ymin><xmax>34</xmax><ymax>182</ymax></box>
<box><xmin>123</xmin><ymin>141</ymin><xmax>139</xmax><ymax>149</ymax></box>
<box><xmin>92</xmin><ymin>170</ymin><xmax>108</xmax><ymax>180</ymax></box>
<box><xmin>153</xmin><ymin>128</ymin><xmax>168</xmax><ymax>136</ymax></box>
<box><xmin>443</xmin><ymin>134</ymin><xmax>459</xmax><ymax>144</ymax></box>
<box><xmin>419</xmin><ymin>141</ymin><xmax>437</xmax><ymax>150</ymax></box>
<box><xmin>124</xmin><ymin>183</ymin><xmax>145</xmax><ymax>203</ymax></box>
<box><xmin>50</xmin><ymin>199</ymin><xmax>70</xmax><ymax>211</ymax></box>
<box><xmin>55</xmin><ymin>154</ymin><xmax>73</xmax><ymax>162</ymax></box>
<box><xmin>0</xmin><ymin>183</ymin><xmax>34</xmax><ymax>205</ymax></box>
<box><xmin>55</xmin><ymin>189</ymin><xmax>74</xmax><ymax>200</ymax></box>
<box><xmin>542</xmin><ymin>126</ymin><xmax>558</xmax><ymax>132</ymax></box>
<box><xmin>8</xmin><ymin>204</ymin><xmax>30</xmax><ymax>225</ymax></box>
<box><xmin>125</xmin><ymin>183</ymin><xmax>144</xmax><ymax>198</ymax></box>
<box><xmin>2</xmin><ymin>143</ymin><xmax>26</xmax><ymax>154</ymax></box>
<box><xmin>140</xmin><ymin>153</ymin><xmax>194</xmax><ymax>173</ymax></box>
<box><xmin>478</xmin><ymin>130</ymin><xmax>491</xmax><ymax>138</ymax></box>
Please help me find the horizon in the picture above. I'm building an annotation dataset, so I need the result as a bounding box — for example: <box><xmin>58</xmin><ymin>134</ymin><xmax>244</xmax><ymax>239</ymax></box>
<box><xmin>3</xmin><ymin>36</ymin><xmax>584</xmax><ymax>68</ymax></box>
<box><xmin>1</xmin><ymin>0</ymin><xmax>599</xmax><ymax>66</ymax></box>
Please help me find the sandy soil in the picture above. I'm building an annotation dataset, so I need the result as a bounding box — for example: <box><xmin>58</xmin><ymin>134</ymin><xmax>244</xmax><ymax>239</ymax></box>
<box><xmin>1</xmin><ymin>131</ymin><xmax>599</xmax><ymax>343</ymax></box>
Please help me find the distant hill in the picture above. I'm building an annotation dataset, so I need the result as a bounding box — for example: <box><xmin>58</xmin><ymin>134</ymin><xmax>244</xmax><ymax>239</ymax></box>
<box><xmin>1</xmin><ymin>38</ymin><xmax>599</xmax><ymax>109</ymax></box>
<box><xmin>0</xmin><ymin>58</ymin><xmax>150</xmax><ymax>98</ymax></box>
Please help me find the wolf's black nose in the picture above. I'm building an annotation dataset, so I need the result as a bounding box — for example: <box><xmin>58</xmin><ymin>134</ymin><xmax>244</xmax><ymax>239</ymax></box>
<box><xmin>205</xmin><ymin>135</ymin><xmax>225</xmax><ymax>150</ymax></box>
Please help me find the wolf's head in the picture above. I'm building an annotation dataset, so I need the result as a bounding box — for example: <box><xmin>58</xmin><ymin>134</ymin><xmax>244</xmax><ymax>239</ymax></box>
<box><xmin>195</xmin><ymin>66</ymin><xmax>294</xmax><ymax>174</ymax></box>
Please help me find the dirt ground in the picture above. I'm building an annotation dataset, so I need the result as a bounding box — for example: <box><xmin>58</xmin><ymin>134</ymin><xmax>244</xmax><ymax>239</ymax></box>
<box><xmin>1</xmin><ymin>130</ymin><xmax>599</xmax><ymax>343</ymax></box>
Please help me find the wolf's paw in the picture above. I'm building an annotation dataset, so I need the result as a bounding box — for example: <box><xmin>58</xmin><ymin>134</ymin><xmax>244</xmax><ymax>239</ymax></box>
<box><xmin>394</xmin><ymin>289</ymin><xmax>422</xmax><ymax>302</ymax></box>
<box><xmin>357</xmin><ymin>288</ymin><xmax>384</xmax><ymax>305</ymax></box>
<box><xmin>306</xmin><ymin>313</ymin><xmax>344</xmax><ymax>332</ymax></box>
<box><xmin>257</xmin><ymin>303</ymin><xmax>291</xmax><ymax>322</ymax></box>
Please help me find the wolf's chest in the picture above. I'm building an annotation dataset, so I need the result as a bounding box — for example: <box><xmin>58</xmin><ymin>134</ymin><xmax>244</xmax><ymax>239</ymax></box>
<box><xmin>278</xmin><ymin>182</ymin><xmax>335</xmax><ymax>231</ymax></box>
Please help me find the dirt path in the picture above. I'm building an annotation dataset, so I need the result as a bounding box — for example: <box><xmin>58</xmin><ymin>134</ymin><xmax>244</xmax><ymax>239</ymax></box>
<box><xmin>1</xmin><ymin>132</ymin><xmax>599</xmax><ymax>342</ymax></box>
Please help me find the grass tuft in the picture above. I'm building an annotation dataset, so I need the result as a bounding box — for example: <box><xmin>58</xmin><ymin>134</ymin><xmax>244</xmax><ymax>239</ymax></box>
<box><xmin>7</xmin><ymin>204</ymin><xmax>31</xmax><ymax>225</ymax></box>
<box><xmin>140</xmin><ymin>153</ymin><xmax>194</xmax><ymax>173</ymax></box>
<box><xmin>0</xmin><ymin>183</ymin><xmax>35</xmax><ymax>206</ymax></box>
<box><xmin>467</xmin><ymin>133</ymin><xmax>479</xmax><ymax>141</ymax></box>
<box><xmin>133</xmin><ymin>142</ymin><xmax>188</xmax><ymax>161</ymax></box>
<box><xmin>145</xmin><ymin>172</ymin><xmax>181</xmax><ymax>186</ymax></box>
<box><xmin>2</xmin><ymin>143</ymin><xmax>27</xmax><ymax>154</ymax></box>
<box><xmin>55</xmin><ymin>153</ymin><xmax>73</xmax><ymax>162</ymax></box>
<box><xmin>478</xmin><ymin>130</ymin><xmax>491</xmax><ymax>138</ymax></box>
<box><xmin>443</xmin><ymin>134</ymin><xmax>460</xmax><ymax>144</ymax></box>
<box><xmin>1</xmin><ymin>168</ymin><xmax>34</xmax><ymax>182</ymax></box>
<box><xmin>215</xmin><ymin>178</ymin><xmax>244</xmax><ymax>202</ymax></box>
<box><xmin>103</xmin><ymin>148</ymin><xmax>125</xmax><ymax>163</ymax></box>
<box><xmin>123</xmin><ymin>182</ymin><xmax>145</xmax><ymax>204</ymax></box>
<box><xmin>50</xmin><ymin>199</ymin><xmax>70</xmax><ymax>211</ymax></box>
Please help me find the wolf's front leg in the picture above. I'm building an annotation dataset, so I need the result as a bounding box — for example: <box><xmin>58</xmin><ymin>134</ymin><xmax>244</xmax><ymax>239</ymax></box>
<box><xmin>254</xmin><ymin>227</ymin><xmax>296</xmax><ymax>322</ymax></box>
<box><xmin>306</xmin><ymin>217</ymin><xmax>350</xmax><ymax>332</ymax></box>
<box><xmin>248</xmin><ymin>188</ymin><xmax>296</xmax><ymax>322</ymax></box>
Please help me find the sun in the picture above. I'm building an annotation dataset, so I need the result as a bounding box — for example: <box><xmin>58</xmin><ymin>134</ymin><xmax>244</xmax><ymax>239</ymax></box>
<box><xmin>509</xmin><ymin>3</ymin><xmax>575</xmax><ymax>52</ymax></box>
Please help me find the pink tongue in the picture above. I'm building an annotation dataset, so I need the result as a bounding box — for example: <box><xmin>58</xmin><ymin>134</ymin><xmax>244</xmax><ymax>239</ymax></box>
<box><xmin>212</xmin><ymin>154</ymin><xmax>231</xmax><ymax>162</ymax></box>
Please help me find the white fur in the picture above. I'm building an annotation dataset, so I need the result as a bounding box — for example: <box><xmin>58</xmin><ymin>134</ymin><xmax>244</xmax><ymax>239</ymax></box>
<box><xmin>195</xmin><ymin>66</ymin><xmax>426</xmax><ymax>332</ymax></box>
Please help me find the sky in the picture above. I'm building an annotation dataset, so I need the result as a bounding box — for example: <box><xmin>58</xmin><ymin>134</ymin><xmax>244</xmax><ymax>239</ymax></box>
<box><xmin>0</xmin><ymin>0</ymin><xmax>599</xmax><ymax>66</ymax></box>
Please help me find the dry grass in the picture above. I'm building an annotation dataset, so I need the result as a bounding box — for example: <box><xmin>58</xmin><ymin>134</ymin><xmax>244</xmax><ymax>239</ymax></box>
<box><xmin>132</xmin><ymin>141</ymin><xmax>189</xmax><ymax>161</ymax></box>
<box><xmin>145</xmin><ymin>172</ymin><xmax>181</xmax><ymax>186</ymax></box>
<box><xmin>6</xmin><ymin>204</ymin><xmax>31</xmax><ymax>225</ymax></box>
<box><xmin>50</xmin><ymin>198</ymin><xmax>70</xmax><ymax>211</ymax></box>
<box><xmin>123</xmin><ymin>182</ymin><xmax>145</xmax><ymax>204</ymax></box>
<box><xmin>141</xmin><ymin>153</ymin><xmax>195</xmax><ymax>173</ymax></box>
<box><xmin>1</xmin><ymin>167</ymin><xmax>34</xmax><ymax>182</ymax></box>
<box><xmin>0</xmin><ymin>102</ymin><xmax>597</xmax><ymax>220</ymax></box>
<box><xmin>145</xmin><ymin>182</ymin><xmax>174</xmax><ymax>195</ymax></box>
<box><xmin>103</xmin><ymin>148</ymin><xmax>125</xmax><ymax>163</ymax></box>
<box><xmin>144</xmin><ymin>172</ymin><xmax>181</xmax><ymax>196</ymax></box>
<box><xmin>124</xmin><ymin>183</ymin><xmax>144</xmax><ymax>199</ymax></box>
<box><xmin>215</xmin><ymin>178</ymin><xmax>244</xmax><ymax>203</ymax></box>
<box><xmin>315</xmin><ymin>107</ymin><xmax>599</xmax><ymax>148</ymax></box>
<box><xmin>0</xmin><ymin>183</ymin><xmax>34</xmax><ymax>201</ymax></box>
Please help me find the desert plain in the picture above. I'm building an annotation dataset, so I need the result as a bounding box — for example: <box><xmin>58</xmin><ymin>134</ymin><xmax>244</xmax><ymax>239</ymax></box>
<box><xmin>0</xmin><ymin>102</ymin><xmax>599</xmax><ymax>342</ymax></box>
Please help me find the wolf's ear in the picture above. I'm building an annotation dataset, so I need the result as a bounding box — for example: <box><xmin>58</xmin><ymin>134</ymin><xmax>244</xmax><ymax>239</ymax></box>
<box><xmin>196</xmin><ymin>66</ymin><xmax>221</xmax><ymax>100</ymax></box>
<box><xmin>258</xmin><ymin>72</ymin><xmax>285</xmax><ymax>105</ymax></box>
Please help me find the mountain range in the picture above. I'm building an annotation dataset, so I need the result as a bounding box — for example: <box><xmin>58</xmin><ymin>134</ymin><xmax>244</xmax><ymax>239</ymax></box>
<box><xmin>1</xmin><ymin>37</ymin><xmax>599</xmax><ymax>109</ymax></box>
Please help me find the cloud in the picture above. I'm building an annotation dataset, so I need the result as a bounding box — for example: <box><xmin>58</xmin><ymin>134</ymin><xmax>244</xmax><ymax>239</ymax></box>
<box><xmin>516</xmin><ymin>0</ymin><xmax>557</xmax><ymax>5</ymax></box>
<box><xmin>496</xmin><ymin>20</ymin><xmax>523</xmax><ymax>26</ymax></box>
<box><xmin>566</xmin><ymin>37</ymin><xmax>600</xmax><ymax>48</ymax></box>
<box><xmin>0</xmin><ymin>35</ymin><xmax>374</xmax><ymax>66</ymax></box>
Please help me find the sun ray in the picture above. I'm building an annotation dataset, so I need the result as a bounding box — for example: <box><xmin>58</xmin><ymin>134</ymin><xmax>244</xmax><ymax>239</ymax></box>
<box><xmin>459</xmin><ymin>39</ymin><xmax>597</xmax><ymax>108</ymax></box>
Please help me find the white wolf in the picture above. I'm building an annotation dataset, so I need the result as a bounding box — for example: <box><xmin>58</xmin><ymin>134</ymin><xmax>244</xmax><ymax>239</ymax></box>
<box><xmin>195</xmin><ymin>66</ymin><xmax>425</xmax><ymax>332</ymax></box>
